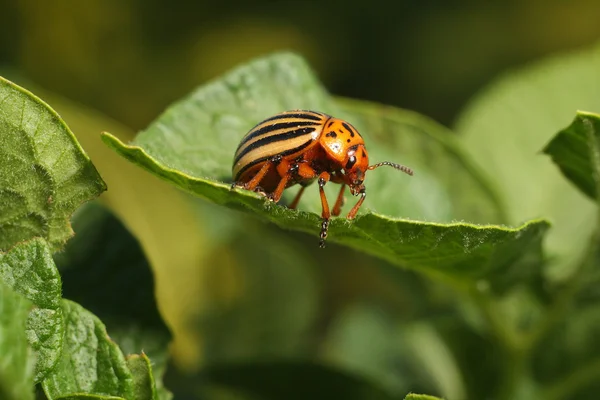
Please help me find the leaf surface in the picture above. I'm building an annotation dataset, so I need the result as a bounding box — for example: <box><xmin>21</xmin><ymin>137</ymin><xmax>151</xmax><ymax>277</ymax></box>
<box><xmin>543</xmin><ymin>111</ymin><xmax>600</xmax><ymax>200</ymax></box>
<box><xmin>0</xmin><ymin>281</ymin><xmax>34</xmax><ymax>400</ymax></box>
<box><xmin>0</xmin><ymin>238</ymin><xmax>63</xmax><ymax>381</ymax></box>
<box><xmin>42</xmin><ymin>300</ymin><xmax>134</xmax><ymax>400</ymax></box>
<box><xmin>127</xmin><ymin>353</ymin><xmax>157</xmax><ymax>400</ymax></box>
<box><xmin>101</xmin><ymin>53</ymin><xmax>549</xmax><ymax>290</ymax></box>
<box><xmin>0</xmin><ymin>76</ymin><xmax>106</xmax><ymax>251</ymax></box>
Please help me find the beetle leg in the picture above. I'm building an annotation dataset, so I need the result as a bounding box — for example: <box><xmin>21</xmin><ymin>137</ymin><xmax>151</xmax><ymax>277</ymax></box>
<box><xmin>288</xmin><ymin>162</ymin><xmax>317</xmax><ymax>209</ymax></box>
<box><xmin>331</xmin><ymin>184</ymin><xmax>346</xmax><ymax>217</ymax></box>
<box><xmin>346</xmin><ymin>189</ymin><xmax>366</xmax><ymax>219</ymax></box>
<box><xmin>267</xmin><ymin>158</ymin><xmax>295</xmax><ymax>202</ymax></box>
<box><xmin>270</xmin><ymin>174</ymin><xmax>290</xmax><ymax>203</ymax></box>
<box><xmin>288</xmin><ymin>186</ymin><xmax>305</xmax><ymax>210</ymax></box>
<box><xmin>296</xmin><ymin>162</ymin><xmax>317</xmax><ymax>179</ymax></box>
<box><xmin>242</xmin><ymin>161</ymin><xmax>272</xmax><ymax>192</ymax></box>
<box><xmin>318</xmin><ymin>171</ymin><xmax>331</xmax><ymax>248</ymax></box>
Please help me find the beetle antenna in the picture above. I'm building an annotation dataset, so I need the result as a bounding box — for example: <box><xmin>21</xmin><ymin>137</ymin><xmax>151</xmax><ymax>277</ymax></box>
<box><xmin>368</xmin><ymin>162</ymin><xmax>414</xmax><ymax>176</ymax></box>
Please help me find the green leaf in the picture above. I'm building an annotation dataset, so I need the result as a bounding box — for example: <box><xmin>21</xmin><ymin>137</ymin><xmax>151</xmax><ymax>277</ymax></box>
<box><xmin>101</xmin><ymin>52</ymin><xmax>549</xmax><ymax>289</ymax></box>
<box><xmin>53</xmin><ymin>202</ymin><xmax>173</xmax><ymax>399</ymax></box>
<box><xmin>0</xmin><ymin>238</ymin><xmax>63</xmax><ymax>382</ymax></box>
<box><xmin>543</xmin><ymin>111</ymin><xmax>600</xmax><ymax>201</ymax></box>
<box><xmin>108</xmin><ymin>325</ymin><xmax>172</xmax><ymax>400</ymax></box>
<box><xmin>0</xmin><ymin>281</ymin><xmax>34</xmax><ymax>400</ymax></box>
<box><xmin>127</xmin><ymin>353</ymin><xmax>157</xmax><ymax>400</ymax></box>
<box><xmin>404</xmin><ymin>394</ymin><xmax>444</xmax><ymax>400</ymax></box>
<box><xmin>12</xmin><ymin>78</ymin><xmax>215</xmax><ymax>378</ymax></box>
<box><xmin>0</xmin><ymin>75</ymin><xmax>106</xmax><ymax>252</ymax></box>
<box><xmin>42</xmin><ymin>300</ymin><xmax>134</xmax><ymax>400</ymax></box>
<box><xmin>203</xmin><ymin>361</ymin><xmax>398</xmax><ymax>400</ymax></box>
<box><xmin>455</xmin><ymin>42</ymin><xmax>600</xmax><ymax>271</ymax></box>
<box><xmin>100</xmin><ymin>51</ymin><xmax>506</xmax><ymax>226</ymax></box>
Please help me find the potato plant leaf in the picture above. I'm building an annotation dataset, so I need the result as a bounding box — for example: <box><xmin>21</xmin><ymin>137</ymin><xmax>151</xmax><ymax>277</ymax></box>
<box><xmin>0</xmin><ymin>281</ymin><xmax>34</xmax><ymax>400</ymax></box>
<box><xmin>127</xmin><ymin>353</ymin><xmax>157</xmax><ymax>400</ymax></box>
<box><xmin>109</xmin><ymin>325</ymin><xmax>172</xmax><ymax>400</ymax></box>
<box><xmin>455</xmin><ymin>42</ymin><xmax>600</xmax><ymax>266</ymax></box>
<box><xmin>53</xmin><ymin>202</ymin><xmax>173</xmax><ymax>399</ymax></box>
<box><xmin>0</xmin><ymin>238</ymin><xmax>63</xmax><ymax>382</ymax></box>
<box><xmin>41</xmin><ymin>300</ymin><xmax>134</xmax><ymax>400</ymax></box>
<box><xmin>543</xmin><ymin>111</ymin><xmax>600</xmax><ymax>200</ymax></box>
<box><xmin>0</xmin><ymin>76</ymin><xmax>106</xmax><ymax>252</ymax></box>
<box><xmin>101</xmin><ymin>52</ymin><xmax>506</xmax><ymax>226</ymax></box>
<box><xmin>101</xmin><ymin>52</ymin><xmax>549</xmax><ymax>290</ymax></box>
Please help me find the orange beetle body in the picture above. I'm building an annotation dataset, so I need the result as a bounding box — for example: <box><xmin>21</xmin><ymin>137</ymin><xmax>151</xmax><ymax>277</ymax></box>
<box><xmin>232</xmin><ymin>110</ymin><xmax>413</xmax><ymax>247</ymax></box>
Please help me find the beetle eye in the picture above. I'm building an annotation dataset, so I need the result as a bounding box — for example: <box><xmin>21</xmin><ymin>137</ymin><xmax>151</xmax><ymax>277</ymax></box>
<box><xmin>345</xmin><ymin>155</ymin><xmax>357</xmax><ymax>170</ymax></box>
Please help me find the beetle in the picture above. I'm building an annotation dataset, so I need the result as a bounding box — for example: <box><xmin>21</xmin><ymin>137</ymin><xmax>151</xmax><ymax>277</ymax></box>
<box><xmin>231</xmin><ymin>109</ymin><xmax>413</xmax><ymax>247</ymax></box>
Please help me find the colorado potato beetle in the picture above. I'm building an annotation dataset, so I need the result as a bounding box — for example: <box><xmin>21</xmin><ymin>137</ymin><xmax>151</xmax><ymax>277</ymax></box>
<box><xmin>231</xmin><ymin>110</ymin><xmax>413</xmax><ymax>247</ymax></box>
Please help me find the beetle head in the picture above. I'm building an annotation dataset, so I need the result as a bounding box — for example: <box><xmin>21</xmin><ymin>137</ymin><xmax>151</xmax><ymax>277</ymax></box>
<box><xmin>345</xmin><ymin>145</ymin><xmax>415</xmax><ymax>195</ymax></box>
<box><xmin>344</xmin><ymin>144</ymin><xmax>370</xmax><ymax>195</ymax></box>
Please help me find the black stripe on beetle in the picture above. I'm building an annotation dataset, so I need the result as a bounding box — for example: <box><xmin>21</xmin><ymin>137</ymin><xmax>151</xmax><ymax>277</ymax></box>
<box><xmin>234</xmin><ymin>126</ymin><xmax>317</xmax><ymax>165</ymax></box>
<box><xmin>261</xmin><ymin>112</ymin><xmax>324</xmax><ymax>123</ymax></box>
<box><xmin>325</xmin><ymin>131</ymin><xmax>337</xmax><ymax>138</ymax></box>
<box><xmin>234</xmin><ymin>139</ymin><xmax>315</xmax><ymax>180</ymax></box>
<box><xmin>238</xmin><ymin>120</ymin><xmax>319</xmax><ymax>151</ymax></box>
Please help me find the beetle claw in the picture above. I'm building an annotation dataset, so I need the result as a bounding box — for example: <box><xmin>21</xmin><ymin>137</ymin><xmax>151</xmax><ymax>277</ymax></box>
<box><xmin>250</xmin><ymin>186</ymin><xmax>269</xmax><ymax>198</ymax></box>
<box><xmin>266</xmin><ymin>192</ymin><xmax>278</xmax><ymax>202</ymax></box>
<box><xmin>319</xmin><ymin>218</ymin><xmax>329</xmax><ymax>248</ymax></box>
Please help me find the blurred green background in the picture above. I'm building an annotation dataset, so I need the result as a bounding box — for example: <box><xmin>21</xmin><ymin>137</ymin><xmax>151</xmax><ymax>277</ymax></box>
<box><xmin>3</xmin><ymin>1</ymin><xmax>600</xmax><ymax>399</ymax></box>
<box><xmin>4</xmin><ymin>0</ymin><xmax>600</xmax><ymax>130</ymax></box>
